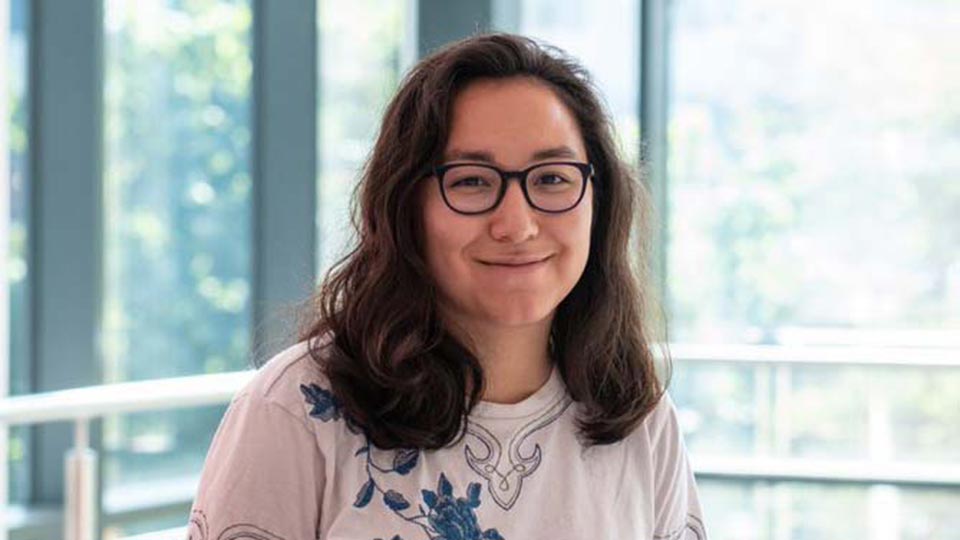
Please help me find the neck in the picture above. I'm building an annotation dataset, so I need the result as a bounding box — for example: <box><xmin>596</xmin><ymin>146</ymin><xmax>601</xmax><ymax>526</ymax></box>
<box><xmin>446</xmin><ymin>313</ymin><xmax>554</xmax><ymax>405</ymax></box>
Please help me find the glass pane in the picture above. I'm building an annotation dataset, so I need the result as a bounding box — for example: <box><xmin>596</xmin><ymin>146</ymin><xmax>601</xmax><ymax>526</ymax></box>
<box><xmin>667</xmin><ymin>0</ymin><xmax>960</xmax><ymax>344</ymax></box>
<box><xmin>498</xmin><ymin>0</ymin><xmax>640</xmax><ymax>167</ymax></box>
<box><xmin>673</xmin><ymin>362</ymin><xmax>960</xmax><ymax>462</ymax></box>
<box><xmin>317</xmin><ymin>0</ymin><xmax>412</xmax><ymax>276</ymax></box>
<box><xmin>102</xmin><ymin>0</ymin><xmax>252</xmax><ymax>500</ymax></box>
<box><xmin>698</xmin><ymin>479</ymin><xmax>960</xmax><ymax>540</ymax></box>
<box><xmin>99</xmin><ymin>405</ymin><xmax>225</xmax><ymax>540</ymax></box>
<box><xmin>668</xmin><ymin>1</ymin><xmax>960</xmax><ymax>538</ymax></box>
<box><xmin>4</xmin><ymin>0</ymin><xmax>30</xmax><ymax>505</ymax></box>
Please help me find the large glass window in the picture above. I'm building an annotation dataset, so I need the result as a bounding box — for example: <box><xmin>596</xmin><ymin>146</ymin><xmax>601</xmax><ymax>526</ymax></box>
<box><xmin>497</xmin><ymin>0</ymin><xmax>640</xmax><ymax>167</ymax></box>
<box><xmin>101</xmin><ymin>0</ymin><xmax>252</xmax><ymax>533</ymax></box>
<box><xmin>667</xmin><ymin>0</ymin><xmax>960</xmax><ymax>538</ymax></box>
<box><xmin>4</xmin><ymin>0</ymin><xmax>30</xmax><ymax>506</ymax></box>
<box><xmin>316</xmin><ymin>0</ymin><xmax>413</xmax><ymax>275</ymax></box>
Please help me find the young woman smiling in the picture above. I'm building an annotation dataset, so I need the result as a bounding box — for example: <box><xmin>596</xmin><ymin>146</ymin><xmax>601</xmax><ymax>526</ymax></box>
<box><xmin>187</xmin><ymin>33</ymin><xmax>707</xmax><ymax>540</ymax></box>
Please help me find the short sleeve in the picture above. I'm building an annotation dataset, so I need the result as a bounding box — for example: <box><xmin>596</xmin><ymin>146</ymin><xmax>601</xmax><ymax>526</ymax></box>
<box><xmin>650</xmin><ymin>392</ymin><xmax>708</xmax><ymax>540</ymax></box>
<box><xmin>186</xmin><ymin>390</ymin><xmax>326</xmax><ymax>540</ymax></box>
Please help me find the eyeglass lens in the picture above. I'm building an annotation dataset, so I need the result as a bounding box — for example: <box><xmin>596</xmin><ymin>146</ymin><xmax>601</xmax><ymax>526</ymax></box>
<box><xmin>441</xmin><ymin>163</ymin><xmax>585</xmax><ymax>213</ymax></box>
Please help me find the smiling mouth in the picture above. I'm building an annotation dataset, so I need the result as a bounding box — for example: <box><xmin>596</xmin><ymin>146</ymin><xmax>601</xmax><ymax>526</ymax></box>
<box><xmin>478</xmin><ymin>255</ymin><xmax>553</xmax><ymax>267</ymax></box>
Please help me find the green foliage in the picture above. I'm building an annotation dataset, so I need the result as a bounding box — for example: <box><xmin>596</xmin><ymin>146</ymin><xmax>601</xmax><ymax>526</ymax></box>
<box><xmin>102</xmin><ymin>0</ymin><xmax>253</xmax><ymax>486</ymax></box>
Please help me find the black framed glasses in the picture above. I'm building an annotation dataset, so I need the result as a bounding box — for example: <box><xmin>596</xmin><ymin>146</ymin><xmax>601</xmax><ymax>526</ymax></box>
<box><xmin>433</xmin><ymin>161</ymin><xmax>594</xmax><ymax>215</ymax></box>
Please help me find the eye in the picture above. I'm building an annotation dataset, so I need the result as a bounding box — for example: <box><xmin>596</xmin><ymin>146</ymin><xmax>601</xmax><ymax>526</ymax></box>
<box><xmin>450</xmin><ymin>176</ymin><xmax>491</xmax><ymax>188</ymax></box>
<box><xmin>536</xmin><ymin>174</ymin><xmax>571</xmax><ymax>185</ymax></box>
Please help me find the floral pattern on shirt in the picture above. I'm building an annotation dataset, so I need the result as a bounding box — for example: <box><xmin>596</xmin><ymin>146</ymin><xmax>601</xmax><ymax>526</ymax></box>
<box><xmin>300</xmin><ymin>383</ymin><xmax>506</xmax><ymax>540</ymax></box>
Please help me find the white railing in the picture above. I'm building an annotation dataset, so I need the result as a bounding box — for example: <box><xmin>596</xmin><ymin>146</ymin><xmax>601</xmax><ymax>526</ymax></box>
<box><xmin>0</xmin><ymin>343</ymin><xmax>958</xmax><ymax>539</ymax></box>
<box><xmin>0</xmin><ymin>371</ymin><xmax>254</xmax><ymax>540</ymax></box>
<box><xmin>667</xmin><ymin>342</ymin><xmax>960</xmax><ymax>368</ymax></box>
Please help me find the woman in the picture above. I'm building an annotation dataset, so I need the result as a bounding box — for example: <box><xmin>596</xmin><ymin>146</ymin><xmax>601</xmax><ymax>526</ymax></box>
<box><xmin>188</xmin><ymin>33</ymin><xmax>707</xmax><ymax>540</ymax></box>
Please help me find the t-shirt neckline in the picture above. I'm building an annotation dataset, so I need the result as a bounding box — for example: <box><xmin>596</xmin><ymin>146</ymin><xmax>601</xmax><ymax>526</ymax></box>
<box><xmin>470</xmin><ymin>363</ymin><xmax>566</xmax><ymax>420</ymax></box>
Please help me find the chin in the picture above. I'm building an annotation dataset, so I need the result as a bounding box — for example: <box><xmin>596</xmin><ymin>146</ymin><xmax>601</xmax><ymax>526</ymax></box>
<box><xmin>479</xmin><ymin>301</ymin><xmax>556</xmax><ymax>327</ymax></box>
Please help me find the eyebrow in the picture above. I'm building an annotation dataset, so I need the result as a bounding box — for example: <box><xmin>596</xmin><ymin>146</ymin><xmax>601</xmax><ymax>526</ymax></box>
<box><xmin>444</xmin><ymin>145</ymin><xmax>579</xmax><ymax>163</ymax></box>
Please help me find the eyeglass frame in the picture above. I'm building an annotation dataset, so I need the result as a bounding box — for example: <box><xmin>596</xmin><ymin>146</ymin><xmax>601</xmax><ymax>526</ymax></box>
<box><xmin>432</xmin><ymin>160</ymin><xmax>595</xmax><ymax>215</ymax></box>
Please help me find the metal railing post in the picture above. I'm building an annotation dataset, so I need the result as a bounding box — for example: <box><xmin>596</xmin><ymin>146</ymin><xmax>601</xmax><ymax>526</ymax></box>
<box><xmin>64</xmin><ymin>418</ymin><xmax>97</xmax><ymax>540</ymax></box>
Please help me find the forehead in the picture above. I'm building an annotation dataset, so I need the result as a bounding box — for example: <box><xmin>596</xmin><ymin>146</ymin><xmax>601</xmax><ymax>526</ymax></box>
<box><xmin>443</xmin><ymin>76</ymin><xmax>587</xmax><ymax>166</ymax></box>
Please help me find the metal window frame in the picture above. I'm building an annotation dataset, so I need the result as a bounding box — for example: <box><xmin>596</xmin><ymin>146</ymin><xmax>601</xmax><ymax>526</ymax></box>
<box><xmin>417</xmin><ymin>0</ymin><xmax>492</xmax><ymax>58</ymax></box>
<box><xmin>250</xmin><ymin>0</ymin><xmax>318</xmax><ymax>365</ymax></box>
<box><xmin>29</xmin><ymin>0</ymin><xmax>105</xmax><ymax>516</ymax></box>
<box><xmin>639</xmin><ymin>0</ymin><xmax>671</xmax><ymax>308</ymax></box>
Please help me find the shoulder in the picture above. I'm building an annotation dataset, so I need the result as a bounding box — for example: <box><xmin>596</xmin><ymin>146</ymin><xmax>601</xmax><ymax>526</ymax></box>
<box><xmin>613</xmin><ymin>389</ymin><xmax>686</xmax><ymax>452</ymax></box>
<box><xmin>642</xmin><ymin>390</ymin><xmax>682</xmax><ymax>440</ymax></box>
<box><xmin>234</xmin><ymin>335</ymin><xmax>334</xmax><ymax>428</ymax></box>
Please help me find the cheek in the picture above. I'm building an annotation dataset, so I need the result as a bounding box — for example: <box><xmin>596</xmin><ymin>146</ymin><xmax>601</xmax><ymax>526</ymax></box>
<box><xmin>422</xmin><ymin>194</ymin><xmax>473</xmax><ymax>282</ymax></box>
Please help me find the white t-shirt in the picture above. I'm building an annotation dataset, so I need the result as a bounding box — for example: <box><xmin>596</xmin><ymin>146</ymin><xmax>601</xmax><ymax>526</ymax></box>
<box><xmin>187</xmin><ymin>339</ymin><xmax>708</xmax><ymax>540</ymax></box>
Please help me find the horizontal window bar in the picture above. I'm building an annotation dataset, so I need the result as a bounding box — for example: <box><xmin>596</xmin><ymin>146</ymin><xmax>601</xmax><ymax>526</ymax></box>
<box><xmin>664</xmin><ymin>343</ymin><xmax>960</xmax><ymax>369</ymax></box>
<box><xmin>693</xmin><ymin>455</ymin><xmax>960</xmax><ymax>488</ymax></box>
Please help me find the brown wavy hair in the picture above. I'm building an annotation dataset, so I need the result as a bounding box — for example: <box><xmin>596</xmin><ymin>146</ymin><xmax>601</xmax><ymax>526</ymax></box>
<box><xmin>294</xmin><ymin>33</ymin><xmax>671</xmax><ymax>449</ymax></box>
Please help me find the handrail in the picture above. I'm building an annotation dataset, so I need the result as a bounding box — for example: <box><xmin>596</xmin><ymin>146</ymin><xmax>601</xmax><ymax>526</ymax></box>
<box><xmin>0</xmin><ymin>370</ymin><xmax>252</xmax><ymax>540</ymax></box>
<box><xmin>0</xmin><ymin>370</ymin><xmax>253</xmax><ymax>426</ymax></box>
<box><xmin>666</xmin><ymin>343</ymin><xmax>960</xmax><ymax>368</ymax></box>
<box><xmin>694</xmin><ymin>455</ymin><xmax>960</xmax><ymax>487</ymax></box>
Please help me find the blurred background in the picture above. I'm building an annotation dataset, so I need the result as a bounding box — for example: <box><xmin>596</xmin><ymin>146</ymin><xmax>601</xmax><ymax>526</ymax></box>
<box><xmin>1</xmin><ymin>0</ymin><xmax>958</xmax><ymax>538</ymax></box>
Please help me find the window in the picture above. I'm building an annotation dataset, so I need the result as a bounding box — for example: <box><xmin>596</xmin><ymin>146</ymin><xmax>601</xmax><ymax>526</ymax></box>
<box><xmin>497</xmin><ymin>0</ymin><xmax>640</xmax><ymax>168</ymax></box>
<box><xmin>316</xmin><ymin>0</ymin><xmax>413</xmax><ymax>276</ymax></box>
<box><xmin>667</xmin><ymin>0</ymin><xmax>960</xmax><ymax>537</ymax></box>
<box><xmin>101</xmin><ymin>0</ymin><xmax>253</xmax><ymax>534</ymax></box>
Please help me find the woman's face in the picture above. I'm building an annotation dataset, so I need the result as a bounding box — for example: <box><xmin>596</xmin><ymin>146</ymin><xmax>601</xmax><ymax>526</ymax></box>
<box><xmin>421</xmin><ymin>76</ymin><xmax>593</xmax><ymax>331</ymax></box>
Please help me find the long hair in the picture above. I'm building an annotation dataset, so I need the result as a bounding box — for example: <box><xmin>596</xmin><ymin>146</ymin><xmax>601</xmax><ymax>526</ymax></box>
<box><xmin>295</xmin><ymin>33</ymin><xmax>671</xmax><ymax>449</ymax></box>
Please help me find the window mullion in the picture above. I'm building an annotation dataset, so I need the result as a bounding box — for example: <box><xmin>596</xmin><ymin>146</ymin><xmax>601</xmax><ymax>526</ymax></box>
<box><xmin>639</xmin><ymin>0</ymin><xmax>670</xmax><ymax>311</ymax></box>
<box><xmin>251</xmin><ymin>0</ymin><xmax>318</xmax><ymax>363</ymax></box>
<box><xmin>29</xmin><ymin>0</ymin><xmax>104</xmax><ymax>514</ymax></box>
<box><xmin>416</xmin><ymin>0</ymin><xmax>493</xmax><ymax>59</ymax></box>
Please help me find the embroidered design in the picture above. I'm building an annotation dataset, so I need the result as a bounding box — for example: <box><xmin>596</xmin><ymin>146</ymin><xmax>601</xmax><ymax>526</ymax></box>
<box><xmin>463</xmin><ymin>394</ymin><xmax>572</xmax><ymax>510</ymax></box>
<box><xmin>300</xmin><ymin>382</ymin><xmax>361</xmax><ymax>434</ymax></box>
<box><xmin>653</xmin><ymin>513</ymin><xmax>707</xmax><ymax>540</ymax></box>
<box><xmin>301</xmin><ymin>383</ymin><xmax>506</xmax><ymax>540</ymax></box>
<box><xmin>188</xmin><ymin>509</ymin><xmax>209</xmax><ymax>540</ymax></box>
<box><xmin>217</xmin><ymin>523</ymin><xmax>287</xmax><ymax>540</ymax></box>
<box><xmin>369</xmin><ymin>472</ymin><xmax>505</xmax><ymax>540</ymax></box>
<box><xmin>187</xmin><ymin>510</ymin><xmax>289</xmax><ymax>540</ymax></box>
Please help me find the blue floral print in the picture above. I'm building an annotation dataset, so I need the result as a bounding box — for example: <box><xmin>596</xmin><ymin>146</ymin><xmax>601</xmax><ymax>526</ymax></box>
<box><xmin>368</xmin><ymin>473</ymin><xmax>504</xmax><ymax>540</ymax></box>
<box><xmin>299</xmin><ymin>383</ymin><xmax>342</xmax><ymax>422</ymax></box>
<box><xmin>300</xmin><ymin>382</ymin><xmax>362</xmax><ymax>434</ymax></box>
<box><xmin>419</xmin><ymin>473</ymin><xmax>504</xmax><ymax>540</ymax></box>
<box><xmin>299</xmin><ymin>383</ymin><xmax>505</xmax><ymax>540</ymax></box>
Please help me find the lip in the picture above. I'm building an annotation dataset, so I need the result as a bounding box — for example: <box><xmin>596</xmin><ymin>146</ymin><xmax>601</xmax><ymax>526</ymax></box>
<box><xmin>479</xmin><ymin>254</ymin><xmax>553</xmax><ymax>268</ymax></box>
<box><xmin>477</xmin><ymin>254</ymin><xmax>553</xmax><ymax>267</ymax></box>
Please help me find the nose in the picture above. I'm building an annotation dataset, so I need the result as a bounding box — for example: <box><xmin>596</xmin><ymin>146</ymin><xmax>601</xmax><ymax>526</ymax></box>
<box><xmin>488</xmin><ymin>180</ymin><xmax>538</xmax><ymax>243</ymax></box>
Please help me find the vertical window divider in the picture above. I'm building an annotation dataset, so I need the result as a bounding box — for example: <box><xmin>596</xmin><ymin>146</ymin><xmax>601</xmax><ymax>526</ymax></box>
<box><xmin>417</xmin><ymin>0</ymin><xmax>493</xmax><ymax>59</ymax></box>
<box><xmin>639</xmin><ymin>0</ymin><xmax>671</xmax><ymax>317</ymax></box>
<box><xmin>251</xmin><ymin>0</ymin><xmax>318</xmax><ymax>364</ymax></box>
<box><xmin>29</xmin><ymin>0</ymin><xmax>104</xmax><ymax>524</ymax></box>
